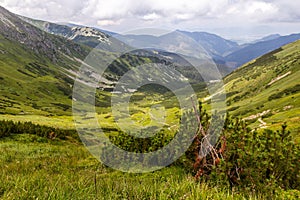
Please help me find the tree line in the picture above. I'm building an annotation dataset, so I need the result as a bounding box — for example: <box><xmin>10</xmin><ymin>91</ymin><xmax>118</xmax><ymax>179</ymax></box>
<box><xmin>0</xmin><ymin>120</ymin><xmax>79</xmax><ymax>140</ymax></box>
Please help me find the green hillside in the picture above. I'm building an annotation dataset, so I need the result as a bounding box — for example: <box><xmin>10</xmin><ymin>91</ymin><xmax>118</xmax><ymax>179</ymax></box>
<box><xmin>222</xmin><ymin>40</ymin><xmax>300</xmax><ymax>135</ymax></box>
<box><xmin>0</xmin><ymin>6</ymin><xmax>92</xmax><ymax>115</ymax></box>
<box><xmin>0</xmin><ymin>33</ymin><xmax>85</xmax><ymax>115</ymax></box>
<box><xmin>0</xmin><ymin>7</ymin><xmax>158</xmax><ymax>116</ymax></box>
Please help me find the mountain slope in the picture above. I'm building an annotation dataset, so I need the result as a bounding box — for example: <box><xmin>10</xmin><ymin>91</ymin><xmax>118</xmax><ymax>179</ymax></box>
<box><xmin>20</xmin><ymin>16</ymin><xmax>129</xmax><ymax>52</ymax></box>
<box><xmin>0</xmin><ymin>6</ymin><xmax>97</xmax><ymax>115</ymax></box>
<box><xmin>0</xmin><ymin>7</ymin><xmax>206</xmax><ymax>116</ymax></box>
<box><xmin>253</xmin><ymin>34</ymin><xmax>281</xmax><ymax>43</ymax></box>
<box><xmin>114</xmin><ymin>31</ymin><xmax>233</xmax><ymax>77</ymax></box>
<box><xmin>116</xmin><ymin>30</ymin><xmax>238</xmax><ymax>64</ymax></box>
<box><xmin>20</xmin><ymin>13</ymin><xmax>300</xmax><ymax>75</ymax></box>
<box><xmin>225</xmin><ymin>34</ymin><xmax>300</xmax><ymax>67</ymax></box>
<box><xmin>0</xmin><ymin>7</ymin><xmax>89</xmax><ymax>61</ymax></box>
<box><xmin>0</xmin><ymin>8</ymin><xmax>152</xmax><ymax>115</ymax></box>
<box><xmin>222</xmin><ymin>40</ymin><xmax>300</xmax><ymax>134</ymax></box>
<box><xmin>178</xmin><ymin>30</ymin><xmax>239</xmax><ymax>57</ymax></box>
<box><xmin>19</xmin><ymin>15</ymin><xmax>212</xmax><ymax>82</ymax></box>
<box><xmin>23</xmin><ymin>15</ymin><xmax>300</xmax><ymax>79</ymax></box>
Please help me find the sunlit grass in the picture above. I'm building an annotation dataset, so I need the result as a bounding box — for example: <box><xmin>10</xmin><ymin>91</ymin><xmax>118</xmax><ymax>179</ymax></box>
<box><xmin>0</xmin><ymin>134</ymin><xmax>266</xmax><ymax>199</ymax></box>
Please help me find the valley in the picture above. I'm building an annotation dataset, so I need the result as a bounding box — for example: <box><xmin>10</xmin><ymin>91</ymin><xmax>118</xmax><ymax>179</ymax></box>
<box><xmin>0</xmin><ymin>5</ymin><xmax>299</xmax><ymax>200</ymax></box>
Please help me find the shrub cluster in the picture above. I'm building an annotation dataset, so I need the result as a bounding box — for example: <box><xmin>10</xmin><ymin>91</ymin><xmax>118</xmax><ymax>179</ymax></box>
<box><xmin>0</xmin><ymin>120</ymin><xmax>79</xmax><ymax>140</ymax></box>
<box><xmin>219</xmin><ymin>121</ymin><xmax>299</xmax><ymax>193</ymax></box>
<box><xmin>187</xmin><ymin>104</ymin><xmax>300</xmax><ymax>194</ymax></box>
<box><xmin>102</xmin><ymin>101</ymin><xmax>300</xmax><ymax>194</ymax></box>
<box><xmin>268</xmin><ymin>84</ymin><xmax>300</xmax><ymax>101</ymax></box>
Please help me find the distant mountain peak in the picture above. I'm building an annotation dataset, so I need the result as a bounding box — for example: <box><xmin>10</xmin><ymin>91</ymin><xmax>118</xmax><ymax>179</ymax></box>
<box><xmin>253</xmin><ymin>34</ymin><xmax>281</xmax><ymax>43</ymax></box>
<box><xmin>177</xmin><ymin>30</ymin><xmax>239</xmax><ymax>57</ymax></box>
<box><xmin>17</xmin><ymin>16</ymin><xmax>127</xmax><ymax>52</ymax></box>
<box><xmin>69</xmin><ymin>26</ymin><xmax>111</xmax><ymax>44</ymax></box>
<box><xmin>225</xmin><ymin>33</ymin><xmax>300</xmax><ymax>67</ymax></box>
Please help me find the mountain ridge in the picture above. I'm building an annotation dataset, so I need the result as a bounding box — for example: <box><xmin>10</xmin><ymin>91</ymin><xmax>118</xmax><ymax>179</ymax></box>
<box><xmin>225</xmin><ymin>33</ymin><xmax>300</xmax><ymax>67</ymax></box>
<box><xmin>15</xmin><ymin>9</ymin><xmax>300</xmax><ymax>71</ymax></box>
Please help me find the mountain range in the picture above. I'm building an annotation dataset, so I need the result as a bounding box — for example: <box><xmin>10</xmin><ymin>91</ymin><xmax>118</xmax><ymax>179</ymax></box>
<box><xmin>19</xmin><ymin>9</ymin><xmax>300</xmax><ymax>69</ymax></box>
<box><xmin>0</xmin><ymin>5</ymin><xmax>299</xmax><ymax>135</ymax></box>
<box><xmin>225</xmin><ymin>33</ymin><xmax>300</xmax><ymax>67</ymax></box>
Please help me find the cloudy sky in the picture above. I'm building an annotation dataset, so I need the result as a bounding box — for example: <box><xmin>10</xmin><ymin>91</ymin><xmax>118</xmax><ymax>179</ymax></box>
<box><xmin>1</xmin><ymin>0</ymin><xmax>300</xmax><ymax>42</ymax></box>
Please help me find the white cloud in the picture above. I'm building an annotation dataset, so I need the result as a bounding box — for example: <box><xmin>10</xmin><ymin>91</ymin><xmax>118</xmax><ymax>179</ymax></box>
<box><xmin>0</xmin><ymin>0</ymin><xmax>299</xmax><ymax>39</ymax></box>
<box><xmin>97</xmin><ymin>19</ymin><xmax>121</xmax><ymax>26</ymax></box>
<box><xmin>225</xmin><ymin>1</ymin><xmax>279</xmax><ymax>23</ymax></box>
<box><xmin>142</xmin><ymin>13</ymin><xmax>161</xmax><ymax>21</ymax></box>
<box><xmin>271</xmin><ymin>0</ymin><xmax>300</xmax><ymax>21</ymax></box>
<box><xmin>82</xmin><ymin>0</ymin><xmax>136</xmax><ymax>19</ymax></box>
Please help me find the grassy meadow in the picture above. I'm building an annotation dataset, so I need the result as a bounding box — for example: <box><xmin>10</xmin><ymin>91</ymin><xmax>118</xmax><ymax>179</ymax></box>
<box><xmin>2</xmin><ymin>133</ymin><xmax>299</xmax><ymax>200</ymax></box>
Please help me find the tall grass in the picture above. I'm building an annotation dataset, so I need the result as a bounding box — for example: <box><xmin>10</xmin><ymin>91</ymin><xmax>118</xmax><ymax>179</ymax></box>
<box><xmin>1</xmin><ymin>134</ymin><xmax>298</xmax><ymax>199</ymax></box>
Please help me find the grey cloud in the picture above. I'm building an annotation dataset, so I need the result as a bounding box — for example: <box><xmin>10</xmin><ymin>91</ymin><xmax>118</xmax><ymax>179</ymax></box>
<box><xmin>0</xmin><ymin>0</ymin><xmax>299</xmax><ymax>39</ymax></box>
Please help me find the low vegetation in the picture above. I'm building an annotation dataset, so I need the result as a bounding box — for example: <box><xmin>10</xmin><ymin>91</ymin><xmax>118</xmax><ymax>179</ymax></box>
<box><xmin>0</xmin><ymin>104</ymin><xmax>299</xmax><ymax>199</ymax></box>
<box><xmin>268</xmin><ymin>84</ymin><xmax>300</xmax><ymax>101</ymax></box>
<box><xmin>221</xmin><ymin>40</ymin><xmax>300</xmax><ymax>134</ymax></box>
<box><xmin>0</xmin><ymin>120</ymin><xmax>78</xmax><ymax>141</ymax></box>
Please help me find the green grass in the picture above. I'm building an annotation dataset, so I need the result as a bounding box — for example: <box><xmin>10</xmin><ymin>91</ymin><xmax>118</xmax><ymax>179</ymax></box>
<box><xmin>202</xmin><ymin>40</ymin><xmax>300</xmax><ymax>136</ymax></box>
<box><xmin>1</xmin><ymin>133</ymin><xmax>291</xmax><ymax>200</ymax></box>
<box><xmin>0</xmin><ymin>115</ymin><xmax>75</xmax><ymax>129</ymax></box>
<box><xmin>0</xmin><ymin>30</ymin><xmax>161</xmax><ymax>117</ymax></box>
<box><xmin>0</xmin><ymin>34</ymin><xmax>80</xmax><ymax>116</ymax></box>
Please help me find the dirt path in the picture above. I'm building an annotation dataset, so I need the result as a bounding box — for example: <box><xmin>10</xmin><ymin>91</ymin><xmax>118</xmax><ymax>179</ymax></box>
<box><xmin>244</xmin><ymin>110</ymin><xmax>271</xmax><ymax>120</ymax></box>
<box><xmin>268</xmin><ymin>71</ymin><xmax>291</xmax><ymax>86</ymax></box>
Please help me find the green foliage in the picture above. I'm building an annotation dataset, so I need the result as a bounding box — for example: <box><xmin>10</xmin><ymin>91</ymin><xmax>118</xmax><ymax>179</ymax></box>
<box><xmin>222</xmin><ymin>40</ymin><xmax>300</xmax><ymax>133</ymax></box>
<box><xmin>222</xmin><ymin>121</ymin><xmax>299</xmax><ymax>191</ymax></box>
<box><xmin>0</xmin><ymin>133</ymin><xmax>253</xmax><ymax>200</ymax></box>
<box><xmin>268</xmin><ymin>84</ymin><xmax>300</xmax><ymax>101</ymax></box>
<box><xmin>106</xmin><ymin>130</ymin><xmax>173</xmax><ymax>153</ymax></box>
<box><xmin>190</xmin><ymin>111</ymin><xmax>300</xmax><ymax>194</ymax></box>
<box><xmin>0</xmin><ymin>107</ymin><xmax>299</xmax><ymax>199</ymax></box>
<box><xmin>0</xmin><ymin>120</ymin><xmax>79</xmax><ymax>140</ymax></box>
